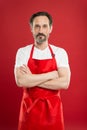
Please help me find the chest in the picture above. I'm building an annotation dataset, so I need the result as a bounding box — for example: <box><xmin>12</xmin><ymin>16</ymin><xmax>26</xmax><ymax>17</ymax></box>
<box><xmin>27</xmin><ymin>45</ymin><xmax>58</xmax><ymax>74</ymax></box>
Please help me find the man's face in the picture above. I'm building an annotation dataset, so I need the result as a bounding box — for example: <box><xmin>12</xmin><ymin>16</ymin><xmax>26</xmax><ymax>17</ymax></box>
<box><xmin>31</xmin><ymin>16</ymin><xmax>52</xmax><ymax>44</ymax></box>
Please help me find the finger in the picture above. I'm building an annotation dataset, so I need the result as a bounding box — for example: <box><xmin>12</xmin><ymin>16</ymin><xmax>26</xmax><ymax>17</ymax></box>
<box><xmin>22</xmin><ymin>64</ymin><xmax>28</xmax><ymax>68</ymax></box>
<box><xmin>19</xmin><ymin>66</ymin><xmax>28</xmax><ymax>73</ymax></box>
<box><xmin>22</xmin><ymin>64</ymin><xmax>32</xmax><ymax>73</ymax></box>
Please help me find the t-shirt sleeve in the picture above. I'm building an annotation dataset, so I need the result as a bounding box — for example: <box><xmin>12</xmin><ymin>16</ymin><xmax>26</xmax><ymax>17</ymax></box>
<box><xmin>55</xmin><ymin>48</ymin><xmax>69</xmax><ymax>68</ymax></box>
<box><xmin>14</xmin><ymin>48</ymin><xmax>28</xmax><ymax>68</ymax></box>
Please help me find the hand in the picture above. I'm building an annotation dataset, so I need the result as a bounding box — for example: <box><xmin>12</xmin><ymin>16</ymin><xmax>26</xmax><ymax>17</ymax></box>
<box><xmin>48</xmin><ymin>70</ymin><xmax>59</xmax><ymax>80</ymax></box>
<box><xmin>19</xmin><ymin>64</ymin><xmax>32</xmax><ymax>74</ymax></box>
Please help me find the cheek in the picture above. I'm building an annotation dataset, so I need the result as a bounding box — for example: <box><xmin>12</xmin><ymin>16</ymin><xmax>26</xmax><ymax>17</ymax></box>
<box><xmin>32</xmin><ymin>29</ymin><xmax>38</xmax><ymax>36</ymax></box>
<box><xmin>46</xmin><ymin>30</ymin><xmax>51</xmax><ymax>36</ymax></box>
<box><xmin>45</xmin><ymin>28</ymin><xmax>51</xmax><ymax>34</ymax></box>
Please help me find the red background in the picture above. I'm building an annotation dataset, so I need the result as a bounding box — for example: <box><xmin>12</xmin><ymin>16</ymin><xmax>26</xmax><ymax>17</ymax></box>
<box><xmin>0</xmin><ymin>0</ymin><xmax>87</xmax><ymax>130</ymax></box>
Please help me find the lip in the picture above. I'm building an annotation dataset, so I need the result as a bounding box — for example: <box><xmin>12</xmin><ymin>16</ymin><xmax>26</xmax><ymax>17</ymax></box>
<box><xmin>36</xmin><ymin>33</ymin><xmax>45</xmax><ymax>37</ymax></box>
<box><xmin>39</xmin><ymin>36</ymin><xmax>43</xmax><ymax>39</ymax></box>
<box><xmin>37</xmin><ymin>35</ymin><xmax>44</xmax><ymax>39</ymax></box>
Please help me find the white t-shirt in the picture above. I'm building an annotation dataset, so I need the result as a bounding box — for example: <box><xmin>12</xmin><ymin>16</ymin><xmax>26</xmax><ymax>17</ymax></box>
<box><xmin>14</xmin><ymin>44</ymin><xmax>69</xmax><ymax>69</ymax></box>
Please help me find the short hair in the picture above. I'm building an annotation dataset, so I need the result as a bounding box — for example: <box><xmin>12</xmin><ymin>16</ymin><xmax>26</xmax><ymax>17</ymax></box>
<box><xmin>30</xmin><ymin>11</ymin><xmax>53</xmax><ymax>26</ymax></box>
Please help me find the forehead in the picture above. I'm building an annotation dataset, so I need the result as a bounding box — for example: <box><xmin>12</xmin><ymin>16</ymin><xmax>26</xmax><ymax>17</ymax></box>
<box><xmin>33</xmin><ymin>16</ymin><xmax>49</xmax><ymax>25</ymax></box>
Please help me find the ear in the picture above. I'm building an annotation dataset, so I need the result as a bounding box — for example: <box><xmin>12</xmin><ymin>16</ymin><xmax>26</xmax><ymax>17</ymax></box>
<box><xmin>30</xmin><ymin>25</ymin><xmax>33</xmax><ymax>32</ymax></box>
<box><xmin>49</xmin><ymin>25</ymin><xmax>53</xmax><ymax>33</ymax></box>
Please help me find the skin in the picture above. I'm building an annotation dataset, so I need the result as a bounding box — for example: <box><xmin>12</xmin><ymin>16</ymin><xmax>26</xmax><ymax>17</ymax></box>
<box><xmin>15</xmin><ymin>16</ymin><xmax>71</xmax><ymax>90</ymax></box>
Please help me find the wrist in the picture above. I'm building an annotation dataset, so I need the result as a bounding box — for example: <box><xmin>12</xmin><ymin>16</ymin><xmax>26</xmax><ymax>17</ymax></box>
<box><xmin>47</xmin><ymin>71</ymin><xmax>58</xmax><ymax>80</ymax></box>
<box><xmin>47</xmin><ymin>71</ymin><xmax>54</xmax><ymax>80</ymax></box>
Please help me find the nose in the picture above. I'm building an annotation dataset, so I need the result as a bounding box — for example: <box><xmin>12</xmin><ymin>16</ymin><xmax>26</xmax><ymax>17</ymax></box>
<box><xmin>39</xmin><ymin>26</ymin><xmax>43</xmax><ymax>33</ymax></box>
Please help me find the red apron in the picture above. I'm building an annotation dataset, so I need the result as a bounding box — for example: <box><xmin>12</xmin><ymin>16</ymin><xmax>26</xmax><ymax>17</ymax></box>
<box><xmin>18</xmin><ymin>44</ymin><xmax>64</xmax><ymax>130</ymax></box>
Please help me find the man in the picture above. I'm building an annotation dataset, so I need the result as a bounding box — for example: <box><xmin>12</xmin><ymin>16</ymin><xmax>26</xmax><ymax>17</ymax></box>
<box><xmin>14</xmin><ymin>11</ymin><xmax>71</xmax><ymax>130</ymax></box>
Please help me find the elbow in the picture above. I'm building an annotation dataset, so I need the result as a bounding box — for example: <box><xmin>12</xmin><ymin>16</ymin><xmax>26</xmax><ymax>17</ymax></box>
<box><xmin>15</xmin><ymin>77</ymin><xmax>23</xmax><ymax>87</ymax></box>
<box><xmin>14</xmin><ymin>69</ymin><xmax>23</xmax><ymax>87</ymax></box>
<box><xmin>63</xmin><ymin>80</ymin><xmax>70</xmax><ymax>90</ymax></box>
<box><xmin>64</xmin><ymin>83</ymin><xmax>69</xmax><ymax>90</ymax></box>
<box><xmin>63</xmin><ymin>73</ymin><xmax>71</xmax><ymax>90</ymax></box>
<box><xmin>16</xmin><ymin>81</ymin><xmax>22</xmax><ymax>87</ymax></box>
<box><xmin>15</xmin><ymin>77</ymin><xmax>34</xmax><ymax>88</ymax></box>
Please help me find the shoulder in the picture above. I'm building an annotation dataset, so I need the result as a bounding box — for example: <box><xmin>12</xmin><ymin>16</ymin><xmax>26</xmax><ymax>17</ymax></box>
<box><xmin>50</xmin><ymin>44</ymin><xmax>69</xmax><ymax>68</ymax></box>
<box><xmin>50</xmin><ymin>44</ymin><xmax>68</xmax><ymax>56</ymax></box>
<box><xmin>15</xmin><ymin>44</ymin><xmax>33</xmax><ymax>67</ymax></box>
<box><xmin>17</xmin><ymin>44</ymin><xmax>32</xmax><ymax>53</ymax></box>
<box><xmin>16</xmin><ymin>44</ymin><xmax>33</xmax><ymax>56</ymax></box>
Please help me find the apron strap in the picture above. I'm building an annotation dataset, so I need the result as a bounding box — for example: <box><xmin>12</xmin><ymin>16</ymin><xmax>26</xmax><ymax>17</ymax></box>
<box><xmin>30</xmin><ymin>44</ymin><xmax>55</xmax><ymax>58</ymax></box>
<box><xmin>48</xmin><ymin>44</ymin><xmax>55</xmax><ymax>58</ymax></box>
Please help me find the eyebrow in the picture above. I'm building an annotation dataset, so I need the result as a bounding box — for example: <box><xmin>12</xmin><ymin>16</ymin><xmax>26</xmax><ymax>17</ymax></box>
<box><xmin>35</xmin><ymin>24</ymin><xmax>48</xmax><ymax>26</ymax></box>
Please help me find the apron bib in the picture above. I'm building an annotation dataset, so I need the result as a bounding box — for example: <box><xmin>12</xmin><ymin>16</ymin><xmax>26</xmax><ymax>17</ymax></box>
<box><xmin>18</xmin><ymin>45</ymin><xmax>64</xmax><ymax>130</ymax></box>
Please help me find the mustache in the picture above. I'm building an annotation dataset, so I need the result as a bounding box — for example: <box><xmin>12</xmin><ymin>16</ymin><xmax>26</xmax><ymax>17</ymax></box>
<box><xmin>36</xmin><ymin>33</ymin><xmax>46</xmax><ymax>37</ymax></box>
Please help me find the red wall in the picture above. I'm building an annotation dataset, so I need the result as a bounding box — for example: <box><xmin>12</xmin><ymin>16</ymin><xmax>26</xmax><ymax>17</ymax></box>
<box><xmin>0</xmin><ymin>0</ymin><xmax>87</xmax><ymax>129</ymax></box>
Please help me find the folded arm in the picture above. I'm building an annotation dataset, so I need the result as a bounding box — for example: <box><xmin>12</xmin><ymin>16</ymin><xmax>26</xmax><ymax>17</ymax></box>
<box><xmin>39</xmin><ymin>67</ymin><xmax>71</xmax><ymax>90</ymax></box>
<box><xmin>14</xmin><ymin>65</ymin><xmax>58</xmax><ymax>87</ymax></box>
<box><xmin>14</xmin><ymin>65</ymin><xmax>71</xmax><ymax>90</ymax></box>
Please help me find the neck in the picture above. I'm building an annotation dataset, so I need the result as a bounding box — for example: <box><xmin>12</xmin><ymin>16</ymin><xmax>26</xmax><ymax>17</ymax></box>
<box><xmin>34</xmin><ymin>41</ymin><xmax>48</xmax><ymax>50</ymax></box>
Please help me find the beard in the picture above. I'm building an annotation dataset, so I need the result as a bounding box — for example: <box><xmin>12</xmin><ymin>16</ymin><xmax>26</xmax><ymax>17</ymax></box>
<box><xmin>35</xmin><ymin>33</ymin><xmax>47</xmax><ymax>44</ymax></box>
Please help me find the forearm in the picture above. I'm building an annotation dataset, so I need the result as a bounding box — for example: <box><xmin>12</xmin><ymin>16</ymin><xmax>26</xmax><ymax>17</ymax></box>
<box><xmin>39</xmin><ymin>67</ymin><xmax>71</xmax><ymax>90</ymax></box>
<box><xmin>38</xmin><ymin>77</ymin><xmax>70</xmax><ymax>90</ymax></box>
<box><xmin>16</xmin><ymin>73</ymin><xmax>52</xmax><ymax>87</ymax></box>
<box><xmin>15</xmin><ymin>67</ymin><xmax>58</xmax><ymax>87</ymax></box>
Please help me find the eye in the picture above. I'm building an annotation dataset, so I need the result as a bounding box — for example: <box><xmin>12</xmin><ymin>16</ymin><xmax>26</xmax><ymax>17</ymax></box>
<box><xmin>35</xmin><ymin>25</ymin><xmax>40</xmax><ymax>28</ymax></box>
<box><xmin>43</xmin><ymin>24</ymin><xmax>47</xmax><ymax>28</ymax></box>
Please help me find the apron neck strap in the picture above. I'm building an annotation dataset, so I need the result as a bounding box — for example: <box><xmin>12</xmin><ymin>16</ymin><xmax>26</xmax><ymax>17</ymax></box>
<box><xmin>48</xmin><ymin>44</ymin><xmax>55</xmax><ymax>58</ymax></box>
<box><xmin>30</xmin><ymin>44</ymin><xmax>55</xmax><ymax>58</ymax></box>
